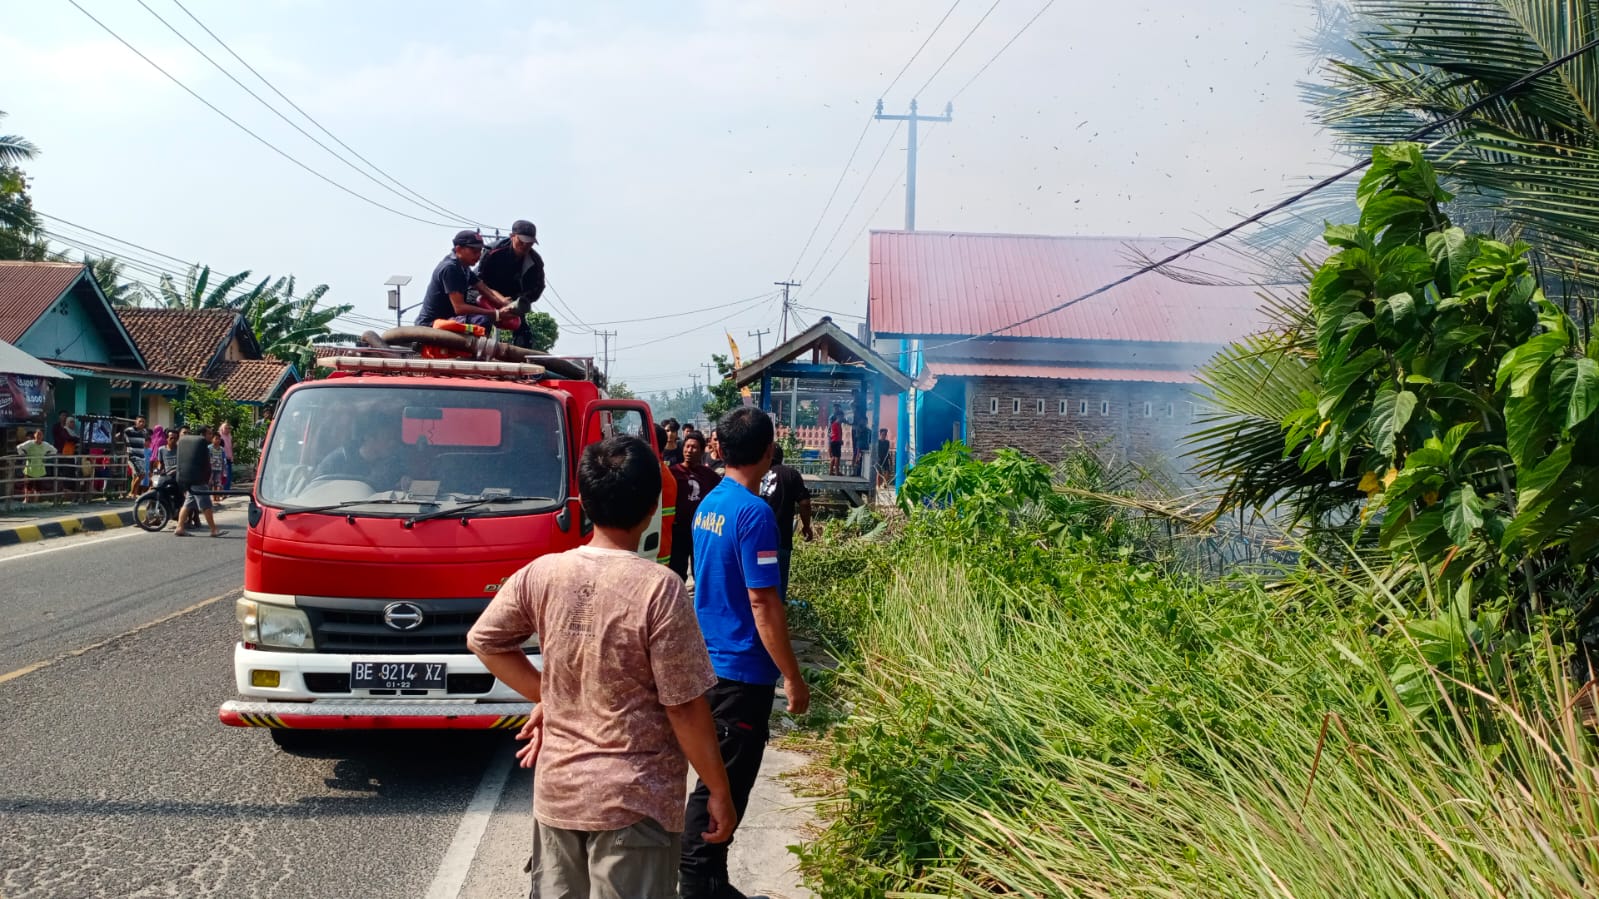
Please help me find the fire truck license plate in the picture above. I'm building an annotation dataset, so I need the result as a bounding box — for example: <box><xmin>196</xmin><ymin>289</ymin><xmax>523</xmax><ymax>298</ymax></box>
<box><xmin>350</xmin><ymin>661</ymin><xmax>447</xmax><ymax>690</ymax></box>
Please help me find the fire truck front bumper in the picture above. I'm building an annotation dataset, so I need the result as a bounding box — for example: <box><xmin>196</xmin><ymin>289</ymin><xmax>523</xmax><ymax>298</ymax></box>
<box><xmin>219</xmin><ymin>699</ymin><xmax>533</xmax><ymax>730</ymax></box>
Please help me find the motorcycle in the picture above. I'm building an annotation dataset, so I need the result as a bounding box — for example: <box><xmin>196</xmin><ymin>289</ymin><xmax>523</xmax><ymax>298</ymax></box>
<box><xmin>133</xmin><ymin>470</ymin><xmax>185</xmax><ymax>532</ymax></box>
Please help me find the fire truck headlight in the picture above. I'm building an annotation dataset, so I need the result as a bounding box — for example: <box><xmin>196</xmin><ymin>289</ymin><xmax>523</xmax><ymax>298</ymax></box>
<box><xmin>256</xmin><ymin>603</ymin><xmax>315</xmax><ymax>649</ymax></box>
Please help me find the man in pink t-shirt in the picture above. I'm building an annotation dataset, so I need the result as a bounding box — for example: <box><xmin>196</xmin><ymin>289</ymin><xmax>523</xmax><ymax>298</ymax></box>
<box><xmin>469</xmin><ymin>435</ymin><xmax>735</xmax><ymax>898</ymax></box>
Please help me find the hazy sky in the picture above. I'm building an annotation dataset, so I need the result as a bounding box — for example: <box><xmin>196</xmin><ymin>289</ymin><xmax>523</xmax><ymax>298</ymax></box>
<box><xmin>6</xmin><ymin>0</ymin><xmax>1339</xmax><ymax>392</ymax></box>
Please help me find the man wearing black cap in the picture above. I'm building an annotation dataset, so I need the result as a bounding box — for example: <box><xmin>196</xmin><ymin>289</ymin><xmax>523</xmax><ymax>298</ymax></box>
<box><xmin>415</xmin><ymin>230</ymin><xmax>513</xmax><ymax>327</ymax></box>
<box><xmin>477</xmin><ymin>220</ymin><xmax>547</xmax><ymax>349</ymax></box>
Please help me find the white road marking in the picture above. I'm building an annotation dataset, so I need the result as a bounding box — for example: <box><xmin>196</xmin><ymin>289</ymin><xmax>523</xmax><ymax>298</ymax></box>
<box><xmin>425</xmin><ymin>749</ymin><xmax>516</xmax><ymax>899</ymax></box>
<box><xmin>0</xmin><ymin>526</ymin><xmax>143</xmax><ymax>563</ymax></box>
<box><xmin>0</xmin><ymin>590</ymin><xmax>236</xmax><ymax>686</ymax></box>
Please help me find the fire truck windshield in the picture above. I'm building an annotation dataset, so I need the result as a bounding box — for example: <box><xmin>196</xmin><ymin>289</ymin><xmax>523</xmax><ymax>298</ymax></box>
<box><xmin>257</xmin><ymin>384</ymin><xmax>567</xmax><ymax>517</ymax></box>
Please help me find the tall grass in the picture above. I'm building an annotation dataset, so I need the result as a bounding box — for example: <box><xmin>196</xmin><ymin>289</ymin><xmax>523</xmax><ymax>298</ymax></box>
<box><xmin>798</xmin><ymin>560</ymin><xmax>1599</xmax><ymax>897</ymax></box>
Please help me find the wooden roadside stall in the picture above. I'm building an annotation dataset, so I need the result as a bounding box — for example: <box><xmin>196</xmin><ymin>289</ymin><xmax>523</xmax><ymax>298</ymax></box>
<box><xmin>733</xmin><ymin>317</ymin><xmax>913</xmax><ymax>506</ymax></box>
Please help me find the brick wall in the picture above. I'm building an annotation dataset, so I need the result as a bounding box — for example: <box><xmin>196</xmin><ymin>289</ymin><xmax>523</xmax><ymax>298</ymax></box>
<box><xmin>962</xmin><ymin>377</ymin><xmax>1206</xmax><ymax>474</ymax></box>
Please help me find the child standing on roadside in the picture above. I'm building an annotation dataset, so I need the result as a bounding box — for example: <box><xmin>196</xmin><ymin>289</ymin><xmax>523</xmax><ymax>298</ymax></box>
<box><xmin>469</xmin><ymin>435</ymin><xmax>736</xmax><ymax>898</ymax></box>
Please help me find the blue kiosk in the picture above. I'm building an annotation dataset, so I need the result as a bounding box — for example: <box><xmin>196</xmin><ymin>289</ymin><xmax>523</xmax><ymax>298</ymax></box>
<box><xmin>732</xmin><ymin>317</ymin><xmax>913</xmax><ymax>505</ymax></box>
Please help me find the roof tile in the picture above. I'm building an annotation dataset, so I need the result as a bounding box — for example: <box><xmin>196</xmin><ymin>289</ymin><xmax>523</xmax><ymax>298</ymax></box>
<box><xmin>116</xmin><ymin>308</ymin><xmax>242</xmax><ymax>380</ymax></box>
<box><xmin>210</xmin><ymin>359</ymin><xmax>297</xmax><ymax>403</ymax></box>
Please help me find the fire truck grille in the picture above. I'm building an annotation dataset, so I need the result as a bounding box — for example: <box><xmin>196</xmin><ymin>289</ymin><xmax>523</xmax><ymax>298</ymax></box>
<box><xmin>298</xmin><ymin>597</ymin><xmax>492</xmax><ymax>655</ymax></box>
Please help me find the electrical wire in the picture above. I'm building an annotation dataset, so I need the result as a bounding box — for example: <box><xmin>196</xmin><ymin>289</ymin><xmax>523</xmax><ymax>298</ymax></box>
<box><xmin>882</xmin><ymin>0</ymin><xmax>964</xmax><ymax>100</ymax></box>
<box><xmin>134</xmin><ymin>0</ymin><xmax>480</xmax><ymax>227</ymax></box>
<box><xmin>786</xmin><ymin>0</ymin><xmax>965</xmax><ymax>282</ymax></box>
<box><xmin>801</xmin><ymin>122</ymin><xmax>902</xmax><ymax>286</ymax></box>
<box><xmin>165</xmin><ymin>0</ymin><xmax>484</xmax><ymax>227</ymax></box>
<box><xmin>912</xmin><ymin>0</ymin><xmax>1004</xmax><ymax>101</ymax></box>
<box><xmin>622</xmin><ymin>293</ymin><xmax>776</xmax><ymax>351</ymax></box>
<box><xmin>915</xmin><ymin>36</ymin><xmax>1599</xmax><ymax>357</ymax></box>
<box><xmin>948</xmin><ymin>0</ymin><xmax>1056</xmax><ymax>101</ymax></box>
<box><xmin>580</xmin><ymin>291</ymin><xmax>780</xmax><ymax>326</ymax></box>
<box><xmin>65</xmin><ymin>0</ymin><xmax>459</xmax><ymax>228</ymax></box>
<box><xmin>541</xmin><ymin>281</ymin><xmax>595</xmax><ymax>335</ymax></box>
<box><xmin>37</xmin><ymin>212</ymin><xmax>195</xmax><ymax>268</ymax></box>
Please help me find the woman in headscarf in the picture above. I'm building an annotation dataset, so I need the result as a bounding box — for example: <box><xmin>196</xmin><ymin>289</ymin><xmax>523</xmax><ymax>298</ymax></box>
<box><xmin>147</xmin><ymin>425</ymin><xmax>166</xmax><ymax>477</ymax></box>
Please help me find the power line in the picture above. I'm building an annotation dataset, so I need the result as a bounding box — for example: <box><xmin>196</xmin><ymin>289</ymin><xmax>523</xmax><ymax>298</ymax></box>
<box><xmin>541</xmin><ymin>281</ymin><xmax>595</xmax><ymax>334</ymax></box>
<box><xmin>622</xmin><ymin>293</ymin><xmax>776</xmax><ymax>351</ymax></box>
<box><xmin>134</xmin><ymin>0</ymin><xmax>479</xmax><ymax>227</ymax></box>
<box><xmin>805</xmin><ymin>127</ymin><xmax>942</xmax><ymax>300</ymax></box>
<box><xmin>36</xmin><ymin>212</ymin><xmax>196</xmax><ymax>268</ymax></box>
<box><xmin>915</xmin><ymin>36</ymin><xmax>1599</xmax><ymax>357</ymax></box>
<box><xmin>882</xmin><ymin>0</ymin><xmax>964</xmax><ymax>100</ymax></box>
<box><xmin>801</xmin><ymin>121</ymin><xmax>903</xmax><ymax>285</ymax></box>
<box><xmin>65</xmin><ymin>0</ymin><xmax>458</xmax><ymax>228</ymax></box>
<box><xmin>787</xmin><ymin>117</ymin><xmax>872</xmax><ymax>280</ymax></box>
<box><xmin>912</xmin><ymin>0</ymin><xmax>1004</xmax><ymax>100</ymax></box>
<box><xmin>579</xmin><ymin>291</ymin><xmax>779</xmax><ymax>326</ymax></box>
<box><xmin>787</xmin><ymin>0</ymin><xmax>965</xmax><ymax>281</ymax></box>
<box><xmin>949</xmin><ymin>0</ymin><xmax>1057</xmax><ymax>101</ymax></box>
<box><xmin>165</xmin><ymin>0</ymin><xmax>483</xmax><ymax>227</ymax></box>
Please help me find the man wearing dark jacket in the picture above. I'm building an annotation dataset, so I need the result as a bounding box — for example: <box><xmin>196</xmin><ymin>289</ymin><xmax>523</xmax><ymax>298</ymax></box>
<box><xmin>478</xmin><ymin>219</ymin><xmax>546</xmax><ymax>349</ymax></box>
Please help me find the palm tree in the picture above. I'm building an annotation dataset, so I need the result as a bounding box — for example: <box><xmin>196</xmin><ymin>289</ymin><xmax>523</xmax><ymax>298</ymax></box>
<box><xmin>237</xmin><ymin>275</ymin><xmax>355</xmax><ymax>370</ymax></box>
<box><xmin>155</xmin><ymin>264</ymin><xmax>265</xmax><ymax>309</ymax></box>
<box><xmin>0</xmin><ymin>110</ymin><xmax>40</xmax><ymax>255</ymax></box>
<box><xmin>84</xmin><ymin>255</ymin><xmax>141</xmax><ymax>307</ymax></box>
<box><xmin>1193</xmin><ymin>0</ymin><xmax>1599</xmax><ymax>522</ymax></box>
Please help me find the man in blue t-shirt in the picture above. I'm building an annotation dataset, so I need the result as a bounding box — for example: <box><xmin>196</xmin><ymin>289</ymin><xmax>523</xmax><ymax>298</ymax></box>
<box><xmin>680</xmin><ymin>407</ymin><xmax>810</xmax><ymax>899</ymax></box>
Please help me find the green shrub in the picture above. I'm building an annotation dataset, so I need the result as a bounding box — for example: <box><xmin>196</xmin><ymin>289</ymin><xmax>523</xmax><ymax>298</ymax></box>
<box><xmin>799</xmin><ymin>559</ymin><xmax>1598</xmax><ymax>897</ymax></box>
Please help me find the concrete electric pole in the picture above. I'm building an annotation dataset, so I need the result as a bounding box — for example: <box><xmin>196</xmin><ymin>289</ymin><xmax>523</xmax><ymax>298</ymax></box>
<box><xmin>746</xmin><ymin>328</ymin><xmax>770</xmax><ymax>356</ymax></box>
<box><xmin>874</xmin><ymin>99</ymin><xmax>953</xmax><ymax>231</ymax></box>
<box><xmin>774</xmin><ymin>280</ymin><xmax>800</xmax><ymax>342</ymax></box>
<box><xmin>596</xmin><ymin>329</ymin><xmax>616</xmax><ymax>384</ymax></box>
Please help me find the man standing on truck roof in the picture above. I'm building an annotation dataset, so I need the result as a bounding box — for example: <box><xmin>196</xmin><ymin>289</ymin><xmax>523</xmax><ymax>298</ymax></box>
<box><xmin>415</xmin><ymin>230</ymin><xmax>514</xmax><ymax>328</ymax></box>
<box><xmin>680</xmin><ymin>407</ymin><xmax>810</xmax><ymax>899</ymax></box>
<box><xmin>477</xmin><ymin>220</ymin><xmax>546</xmax><ymax>349</ymax></box>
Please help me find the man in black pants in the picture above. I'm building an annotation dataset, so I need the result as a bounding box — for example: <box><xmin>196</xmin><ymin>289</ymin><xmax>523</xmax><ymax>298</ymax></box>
<box><xmin>680</xmin><ymin>408</ymin><xmax>810</xmax><ymax>899</ymax></box>
<box><xmin>476</xmin><ymin>219</ymin><xmax>546</xmax><ymax>349</ymax></box>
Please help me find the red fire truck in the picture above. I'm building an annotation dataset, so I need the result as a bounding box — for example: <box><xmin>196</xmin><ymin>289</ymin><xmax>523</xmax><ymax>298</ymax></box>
<box><xmin>218</xmin><ymin>355</ymin><xmax>662</xmax><ymax>748</ymax></box>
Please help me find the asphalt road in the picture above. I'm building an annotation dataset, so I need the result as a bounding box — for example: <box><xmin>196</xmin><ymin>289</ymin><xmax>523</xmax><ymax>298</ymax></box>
<box><xmin>0</xmin><ymin>513</ymin><xmax>516</xmax><ymax>899</ymax></box>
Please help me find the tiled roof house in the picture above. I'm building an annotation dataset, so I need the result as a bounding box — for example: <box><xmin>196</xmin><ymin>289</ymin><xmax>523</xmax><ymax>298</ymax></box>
<box><xmin>116</xmin><ymin>308</ymin><xmax>298</xmax><ymax>410</ymax></box>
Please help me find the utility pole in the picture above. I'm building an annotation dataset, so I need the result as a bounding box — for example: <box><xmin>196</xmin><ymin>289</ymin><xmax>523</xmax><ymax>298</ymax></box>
<box><xmin>596</xmin><ymin>329</ymin><xmax>616</xmax><ymax>383</ymax></box>
<box><xmin>874</xmin><ymin>99</ymin><xmax>953</xmax><ymax>231</ymax></box>
<box><xmin>774</xmin><ymin>280</ymin><xmax>800</xmax><ymax>342</ymax></box>
<box><xmin>701</xmin><ymin>361</ymin><xmax>716</xmax><ymax>388</ymax></box>
<box><xmin>746</xmin><ymin>328</ymin><xmax>770</xmax><ymax>356</ymax></box>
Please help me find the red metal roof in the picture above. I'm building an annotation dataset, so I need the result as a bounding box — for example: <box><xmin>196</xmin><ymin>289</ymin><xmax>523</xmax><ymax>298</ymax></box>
<box><xmin>868</xmin><ymin>231</ymin><xmax>1272</xmax><ymax>344</ymax></box>
<box><xmin>0</xmin><ymin>262</ymin><xmax>87</xmax><ymax>344</ymax></box>
<box><xmin>922</xmin><ymin>360</ymin><xmax>1195</xmax><ymax>384</ymax></box>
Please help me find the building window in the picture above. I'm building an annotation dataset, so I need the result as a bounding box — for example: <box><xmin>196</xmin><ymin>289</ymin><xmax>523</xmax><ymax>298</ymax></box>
<box><xmin>1059</xmin><ymin>399</ymin><xmax>1068</xmax><ymax>415</ymax></box>
<box><xmin>1143</xmin><ymin>401</ymin><xmax>1153</xmax><ymax>417</ymax></box>
<box><xmin>1078</xmin><ymin>400</ymin><xmax>1089</xmax><ymax>415</ymax></box>
<box><xmin>1012</xmin><ymin>398</ymin><xmax>1021</xmax><ymax>414</ymax></box>
<box><xmin>989</xmin><ymin>397</ymin><xmax>999</xmax><ymax>414</ymax></box>
<box><xmin>1036</xmin><ymin>398</ymin><xmax>1046</xmax><ymax>414</ymax></box>
<box><xmin>1100</xmin><ymin>401</ymin><xmax>1110</xmax><ymax>416</ymax></box>
<box><xmin>1165</xmin><ymin>403</ymin><xmax>1174</xmax><ymax>417</ymax></box>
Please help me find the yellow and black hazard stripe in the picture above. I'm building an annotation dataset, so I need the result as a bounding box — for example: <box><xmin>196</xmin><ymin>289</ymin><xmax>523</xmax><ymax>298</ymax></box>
<box><xmin>489</xmin><ymin>714</ymin><xmax>531</xmax><ymax>730</ymax></box>
<box><xmin>237</xmin><ymin>712</ymin><xmax>290</xmax><ymax>728</ymax></box>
